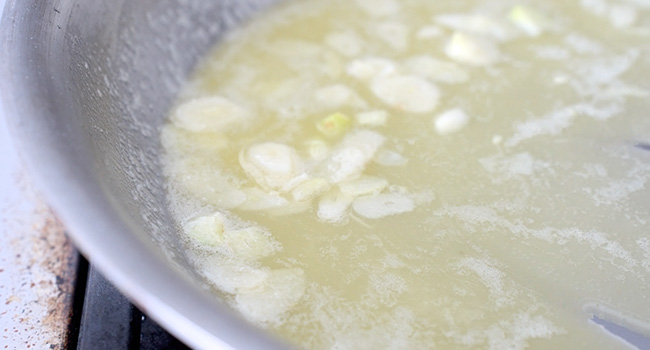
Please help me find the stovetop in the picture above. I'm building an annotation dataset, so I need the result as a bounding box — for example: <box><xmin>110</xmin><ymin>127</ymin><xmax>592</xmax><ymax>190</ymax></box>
<box><xmin>72</xmin><ymin>258</ymin><xmax>190</xmax><ymax>350</ymax></box>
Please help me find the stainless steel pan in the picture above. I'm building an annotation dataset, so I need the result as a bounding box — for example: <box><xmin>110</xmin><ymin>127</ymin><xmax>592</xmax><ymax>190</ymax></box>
<box><xmin>0</xmin><ymin>0</ymin><xmax>287</xmax><ymax>348</ymax></box>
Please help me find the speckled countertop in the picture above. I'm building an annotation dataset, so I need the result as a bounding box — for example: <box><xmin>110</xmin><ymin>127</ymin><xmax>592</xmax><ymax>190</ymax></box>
<box><xmin>0</xmin><ymin>154</ymin><xmax>78</xmax><ymax>350</ymax></box>
<box><xmin>0</xmin><ymin>0</ymin><xmax>79</xmax><ymax>345</ymax></box>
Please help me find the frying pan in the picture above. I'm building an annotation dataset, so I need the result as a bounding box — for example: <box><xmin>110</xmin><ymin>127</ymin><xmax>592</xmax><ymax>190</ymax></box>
<box><xmin>0</xmin><ymin>0</ymin><xmax>287</xmax><ymax>348</ymax></box>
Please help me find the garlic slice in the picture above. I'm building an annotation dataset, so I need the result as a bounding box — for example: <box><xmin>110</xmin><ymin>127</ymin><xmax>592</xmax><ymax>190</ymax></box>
<box><xmin>315</xmin><ymin>85</ymin><xmax>367</xmax><ymax>110</ymax></box>
<box><xmin>508</xmin><ymin>5</ymin><xmax>548</xmax><ymax>37</ymax></box>
<box><xmin>317</xmin><ymin>189</ymin><xmax>354</xmax><ymax>223</ymax></box>
<box><xmin>403</xmin><ymin>55</ymin><xmax>470</xmax><ymax>84</ymax></box>
<box><xmin>172</xmin><ymin>96</ymin><xmax>251</xmax><ymax>133</ymax></box>
<box><xmin>224</xmin><ymin>226</ymin><xmax>281</xmax><ymax>260</ymax></box>
<box><xmin>374</xmin><ymin>150</ymin><xmax>408</xmax><ymax>167</ymax></box>
<box><xmin>444</xmin><ymin>31</ymin><xmax>500</xmax><ymax>66</ymax></box>
<box><xmin>353</xmin><ymin>0</ymin><xmax>400</xmax><ymax>18</ymax></box>
<box><xmin>433</xmin><ymin>108</ymin><xmax>470</xmax><ymax>135</ymax></box>
<box><xmin>436</xmin><ymin>13</ymin><xmax>512</xmax><ymax>42</ymax></box>
<box><xmin>346</xmin><ymin>57</ymin><xmax>397</xmax><ymax>81</ymax></box>
<box><xmin>352</xmin><ymin>193</ymin><xmax>415</xmax><ymax>219</ymax></box>
<box><xmin>339</xmin><ymin>176</ymin><xmax>389</xmax><ymax>197</ymax></box>
<box><xmin>238</xmin><ymin>187</ymin><xmax>290</xmax><ymax>211</ymax></box>
<box><xmin>374</xmin><ymin>22</ymin><xmax>410</xmax><ymax>51</ymax></box>
<box><xmin>356</xmin><ymin>110</ymin><xmax>390</xmax><ymax>127</ymax></box>
<box><xmin>184</xmin><ymin>213</ymin><xmax>226</xmax><ymax>247</ymax></box>
<box><xmin>371</xmin><ymin>75</ymin><xmax>441</xmax><ymax>113</ymax></box>
<box><xmin>240</xmin><ymin>143</ymin><xmax>304</xmax><ymax>191</ymax></box>
<box><xmin>201</xmin><ymin>259</ymin><xmax>270</xmax><ymax>294</ymax></box>
<box><xmin>235</xmin><ymin>268</ymin><xmax>306</xmax><ymax>325</ymax></box>
<box><xmin>325</xmin><ymin>31</ymin><xmax>364</xmax><ymax>57</ymax></box>
<box><xmin>292</xmin><ymin>178</ymin><xmax>330</xmax><ymax>202</ymax></box>
<box><xmin>324</xmin><ymin>130</ymin><xmax>385</xmax><ymax>183</ymax></box>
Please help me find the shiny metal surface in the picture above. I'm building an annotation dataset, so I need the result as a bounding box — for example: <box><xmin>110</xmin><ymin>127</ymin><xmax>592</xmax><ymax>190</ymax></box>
<box><xmin>0</xmin><ymin>0</ymin><xmax>287</xmax><ymax>349</ymax></box>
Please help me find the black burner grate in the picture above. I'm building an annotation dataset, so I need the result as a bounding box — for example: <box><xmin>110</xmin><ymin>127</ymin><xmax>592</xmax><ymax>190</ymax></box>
<box><xmin>70</xmin><ymin>257</ymin><xmax>191</xmax><ymax>350</ymax></box>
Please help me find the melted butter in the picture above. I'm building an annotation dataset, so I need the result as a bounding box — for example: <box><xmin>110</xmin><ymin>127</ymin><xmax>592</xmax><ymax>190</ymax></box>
<box><xmin>160</xmin><ymin>0</ymin><xmax>650</xmax><ymax>348</ymax></box>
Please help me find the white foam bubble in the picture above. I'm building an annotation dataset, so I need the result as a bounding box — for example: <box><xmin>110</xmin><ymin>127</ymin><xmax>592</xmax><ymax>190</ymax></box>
<box><xmin>591</xmin><ymin>166</ymin><xmax>648</xmax><ymax>206</ymax></box>
<box><xmin>293</xmin><ymin>285</ymin><xmax>421</xmax><ymax>350</ymax></box>
<box><xmin>480</xmin><ymin>152</ymin><xmax>550</xmax><ymax>181</ymax></box>
<box><xmin>437</xmin><ymin>206</ymin><xmax>639</xmax><ymax>269</ymax></box>
<box><xmin>456</xmin><ymin>257</ymin><xmax>516</xmax><ymax>308</ymax></box>
<box><xmin>638</xmin><ymin>237</ymin><xmax>650</xmax><ymax>272</ymax></box>
<box><xmin>484</xmin><ymin>312</ymin><xmax>565</xmax><ymax>350</ymax></box>
<box><xmin>505</xmin><ymin>103</ymin><xmax>622</xmax><ymax>147</ymax></box>
<box><xmin>565</xmin><ymin>33</ymin><xmax>604</xmax><ymax>55</ymax></box>
<box><xmin>444</xmin><ymin>310</ymin><xmax>565</xmax><ymax>350</ymax></box>
<box><xmin>368</xmin><ymin>272</ymin><xmax>408</xmax><ymax>306</ymax></box>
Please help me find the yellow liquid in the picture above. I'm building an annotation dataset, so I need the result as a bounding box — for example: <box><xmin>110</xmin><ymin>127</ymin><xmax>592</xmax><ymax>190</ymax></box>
<box><xmin>161</xmin><ymin>0</ymin><xmax>650</xmax><ymax>348</ymax></box>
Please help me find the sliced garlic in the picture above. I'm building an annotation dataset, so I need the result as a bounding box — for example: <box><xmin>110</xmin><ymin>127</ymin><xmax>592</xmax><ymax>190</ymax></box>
<box><xmin>403</xmin><ymin>55</ymin><xmax>470</xmax><ymax>84</ymax></box>
<box><xmin>352</xmin><ymin>193</ymin><xmax>415</xmax><ymax>219</ymax></box>
<box><xmin>444</xmin><ymin>31</ymin><xmax>500</xmax><ymax>66</ymax></box>
<box><xmin>416</xmin><ymin>25</ymin><xmax>444</xmax><ymax>39</ymax></box>
<box><xmin>317</xmin><ymin>112</ymin><xmax>352</xmax><ymax>138</ymax></box>
<box><xmin>160</xmin><ymin>124</ymin><xmax>229</xmax><ymax>157</ymax></box>
<box><xmin>508</xmin><ymin>5</ymin><xmax>548</xmax><ymax>37</ymax></box>
<box><xmin>325</xmin><ymin>31</ymin><xmax>364</xmax><ymax>57</ymax></box>
<box><xmin>261</xmin><ymin>78</ymin><xmax>310</xmax><ymax>119</ymax></box>
<box><xmin>353</xmin><ymin>0</ymin><xmax>400</xmax><ymax>18</ymax></box>
<box><xmin>580</xmin><ymin>0</ymin><xmax>608</xmax><ymax>16</ymax></box>
<box><xmin>304</xmin><ymin>139</ymin><xmax>330</xmax><ymax>161</ymax></box>
<box><xmin>356</xmin><ymin>110</ymin><xmax>390</xmax><ymax>127</ymax></box>
<box><xmin>238</xmin><ymin>187</ymin><xmax>290</xmax><ymax>211</ymax></box>
<box><xmin>370</xmin><ymin>75</ymin><xmax>441</xmax><ymax>114</ymax></box>
<box><xmin>346</xmin><ymin>57</ymin><xmax>397</xmax><ymax>81</ymax></box>
<box><xmin>317</xmin><ymin>189</ymin><xmax>354</xmax><ymax>223</ymax></box>
<box><xmin>224</xmin><ymin>226</ymin><xmax>281</xmax><ymax>261</ymax></box>
<box><xmin>323</xmin><ymin>51</ymin><xmax>344</xmax><ymax>79</ymax></box>
<box><xmin>215</xmin><ymin>187</ymin><xmax>249</xmax><ymax>209</ymax></box>
<box><xmin>325</xmin><ymin>130</ymin><xmax>385</xmax><ymax>183</ymax></box>
<box><xmin>240</xmin><ymin>143</ymin><xmax>304</xmax><ymax>190</ymax></box>
<box><xmin>264</xmin><ymin>200</ymin><xmax>313</xmax><ymax>217</ymax></box>
<box><xmin>235</xmin><ymin>268</ymin><xmax>306</xmax><ymax>325</ymax></box>
<box><xmin>315</xmin><ymin>85</ymin><xmax>367</xmax><ymax>110</ymax></box>
<box><xmin>374</xmin><ymin>22</ymin><xmax>410</xmax><ymax>52</ymax></box>
<box><xmin>184</xmin><ymin>213</ymin><xmax>226</xmax><ymax>247</ymax></box>
<box><xmin>201</xmin><ymin>259</ymin><xmax>270</xmax><ymax>294</ymax></box>
<box><xmin>609</xmin><ymin>4</ymin><xmax>638</xmax><ymax>28</ymax></box>
<box><xmin>326</xmin><ymin>148</ymin><xmax>367</xmax><ymax>183</ymax></box>
<box><xmin>292</xmin><ymin>178</ymin><xmax>330</xmax><ymax>202</ymax></box>
<box><xmin>172</xmin><ymin>96</ymin><xmax>251</xmax><ymax>133</ymax></box>
<box><xmin>173</xmin><ymin>163</ymin><xmax>247</xmax><ymax>209</ymax></box>
<box><xmin>339</xmin><ymin>176</ymin><xmax>389</xmax><ymax>197</ymax></box>
<box><xmin>434</xmin><ymin>108</ymin><xmax>470</xmax><ymax>135</ymax></box>
<box><xmin>374</xmin><ymin>150</ymin><xmax>408</xmax><ymax>167</ymax></box>
<box><xmin>435</xmin><ymin>13</ymin><xmax>512</xmax><ymax>41</ymax></box>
